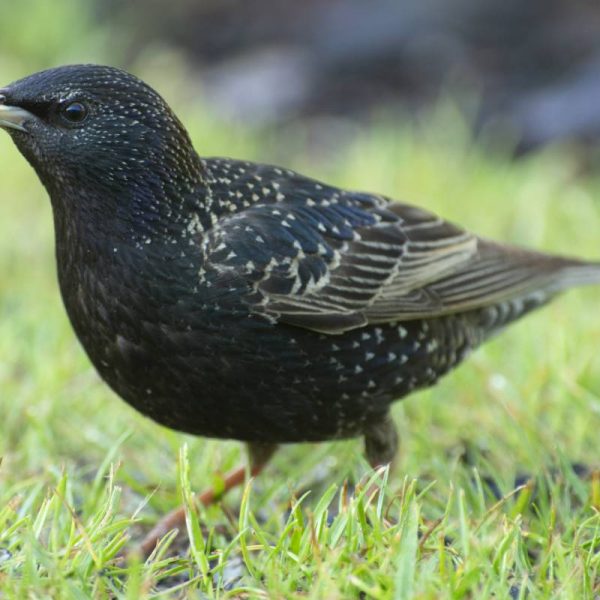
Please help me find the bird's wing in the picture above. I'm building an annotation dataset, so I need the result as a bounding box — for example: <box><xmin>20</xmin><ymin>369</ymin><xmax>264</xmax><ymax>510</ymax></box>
<box><xmin>200</xmin><ymin>185</ymin><xmax>586</xmax><ymax>334</ymax></box>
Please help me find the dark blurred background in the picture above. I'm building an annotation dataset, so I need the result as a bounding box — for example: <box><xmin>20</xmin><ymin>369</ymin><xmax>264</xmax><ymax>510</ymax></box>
<box><xmin>3</xmin><ymin>0</ymin><xmax>600</xmax><ymax>158</ymax></box>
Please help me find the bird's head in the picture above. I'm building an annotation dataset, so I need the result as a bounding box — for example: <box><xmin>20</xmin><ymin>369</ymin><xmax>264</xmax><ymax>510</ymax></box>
<box><xmin>0</xmin><ymin>65</ymin><xmax>203</xmax><ymax>212</ymax></box>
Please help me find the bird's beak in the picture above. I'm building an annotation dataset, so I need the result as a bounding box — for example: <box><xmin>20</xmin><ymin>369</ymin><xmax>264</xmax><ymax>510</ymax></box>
<box><xmin>0</xmin><ymin>100</ymin><xmax>33</xmax><ymax>133</ymax></box>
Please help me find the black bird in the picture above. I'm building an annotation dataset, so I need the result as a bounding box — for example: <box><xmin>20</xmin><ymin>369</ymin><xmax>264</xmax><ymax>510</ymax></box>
<box><xmin>1</xmin><ymin>64</ymin><xmax>599</xmax><ymax>553</ymax></box>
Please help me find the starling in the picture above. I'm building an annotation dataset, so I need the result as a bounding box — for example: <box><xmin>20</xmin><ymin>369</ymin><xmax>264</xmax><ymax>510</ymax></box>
<box><xmin>1</xmin><ymin>64</ymin><xmax>599</xmax><ymax>554</ymax></box>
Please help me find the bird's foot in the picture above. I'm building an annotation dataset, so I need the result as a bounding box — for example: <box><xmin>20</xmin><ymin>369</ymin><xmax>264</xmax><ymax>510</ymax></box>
<box><xmin>135</xmin><ymin>442</ymin><xmax>277</xmax><ymax>558</ymax></box>
<box><xmin>136</xmin><ymin>464</ymin><xmax>245</xmax><ymax>558</ymax></box>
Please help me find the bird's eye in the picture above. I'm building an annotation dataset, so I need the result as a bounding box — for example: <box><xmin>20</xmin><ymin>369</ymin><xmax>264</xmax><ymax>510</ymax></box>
<box><xmin>61</xmin><ymin>101</ymin><xmax>88</xmax><ymax>124</ymax></box>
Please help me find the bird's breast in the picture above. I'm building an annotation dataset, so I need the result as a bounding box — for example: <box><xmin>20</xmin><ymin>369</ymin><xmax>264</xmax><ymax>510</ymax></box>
<box><xmin>50</xmin><ymin>224</ymin><xmax>502</xmax><ymax>443</ymax></box>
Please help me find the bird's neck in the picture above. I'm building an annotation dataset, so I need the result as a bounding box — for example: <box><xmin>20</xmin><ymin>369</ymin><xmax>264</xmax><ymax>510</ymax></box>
<box><xmin>45</xmin><ymin>152</ymin><xmax>209</xmax><ymax>251</ymax></box>
<box><xmin>51</xmin><ymin>172</ymin><xmax>208</xmax><ymax>306</ymax></box>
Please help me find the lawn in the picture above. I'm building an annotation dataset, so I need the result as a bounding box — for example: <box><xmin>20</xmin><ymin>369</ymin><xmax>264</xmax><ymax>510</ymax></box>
<box><xmin>1</xmin><ymin>74</ymin><xmax>600</xmax><ymax>597</ymax></box>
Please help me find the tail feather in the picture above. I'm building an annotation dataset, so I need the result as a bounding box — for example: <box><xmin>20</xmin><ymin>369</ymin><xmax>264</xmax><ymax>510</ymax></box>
<box><xmin>555</xmin><ymin>261</ymin><xmax>600</xmax><ymax>291</ymax></box>
<box><xmin>427</xmin><ymin>240</ymin><xmax>600</xmax><ymax>311</ymax></box>
<box><xmin>471</xmin><ymin>253</ymin><xmax>600</xmax><ymax>338</ymax></box>
<box><xmin>368</xmin><ymin>240</ymin><xmax>600</xmax><ymax>323</ymax></box>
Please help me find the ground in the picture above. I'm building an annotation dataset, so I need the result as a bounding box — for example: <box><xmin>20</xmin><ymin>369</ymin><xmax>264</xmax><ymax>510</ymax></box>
<box><xmin>1</xmin><ymin>99</ymin><xmax>600</xmax><ymax>598</ymax></box>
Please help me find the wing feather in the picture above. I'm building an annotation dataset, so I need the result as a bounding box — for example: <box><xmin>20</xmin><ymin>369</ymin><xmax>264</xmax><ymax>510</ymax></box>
<box><xmin>200</xmin><ymin>170</ymin><xmax>598</xmax><ymax>333</ymax></box>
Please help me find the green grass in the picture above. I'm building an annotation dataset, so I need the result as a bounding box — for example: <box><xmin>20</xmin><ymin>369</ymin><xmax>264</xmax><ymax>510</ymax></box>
<box><xmin>2</xmin><ymin>83</ymin><xmax>600</xmax><ymax>598</ymax></box>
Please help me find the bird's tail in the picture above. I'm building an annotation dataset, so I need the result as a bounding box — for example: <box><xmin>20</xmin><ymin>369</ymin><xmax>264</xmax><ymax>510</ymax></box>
<box><xmin>553</xmin><ymin>260</ymin><xmax>600</xmax><ymax>291</ymax></box>
<box><xmin>471</xmin><ymin>253</ymin><xmax>600</xmax><ymax>338</ymax></box>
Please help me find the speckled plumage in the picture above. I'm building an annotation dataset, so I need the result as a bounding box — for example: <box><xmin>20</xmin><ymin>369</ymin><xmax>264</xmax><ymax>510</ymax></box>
<box><xmin>2</xmin><ymin>65</ymin><xmax>600</xmax><ymax>468</ymax></box>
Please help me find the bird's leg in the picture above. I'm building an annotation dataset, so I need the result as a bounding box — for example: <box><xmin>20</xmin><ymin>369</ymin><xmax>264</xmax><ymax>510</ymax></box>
<box><xmin>362</xmin><ymin>415</ymin><xmax>398</xmax><ymax>501</ymax></box>
<box><xmin>364</xmin><ymin>414</ymin><xmax>399</xmax><ymax>468</ymax></box>
<box><xmin>138</xmin><ymin>442</ymin><xmax>277</xmax><ymax>557</ymax></box>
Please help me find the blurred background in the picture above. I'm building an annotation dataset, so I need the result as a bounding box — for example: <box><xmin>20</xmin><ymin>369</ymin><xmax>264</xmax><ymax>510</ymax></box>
<box><xmin>4</xmin><ymin>0</ymin><xmax>600</xmax><ymax>157</ymax></box>
<box><xmin>2</xmin><ymin>0</ymin><xmax>600</xmax><ymax>524</ymax></box>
